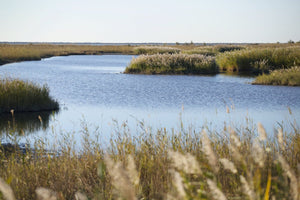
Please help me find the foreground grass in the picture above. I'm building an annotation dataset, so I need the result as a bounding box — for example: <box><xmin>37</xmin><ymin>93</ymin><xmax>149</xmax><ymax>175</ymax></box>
<box><xmin>253</xmin><ymin>66</ymin><xmax>300</xmax><ymax>86</ymax></box>
<box><xmin>0</xmin><ymin>118</ymin><xmax>299</xmax><ymax>200</ymax></box>
<box><xmin>124</xmin><ymin>54</ymin><xmax>217</xmax><ymax>75</ymax></box>
<box><xmin>216</xmin><ymin>45</ymin><xmax>300</xmax><ymax>73</ymax></box>
<box><xmin>0</xmin><ymin>78</ymin><xmax>59</xmax><ymax>113</ymax></box>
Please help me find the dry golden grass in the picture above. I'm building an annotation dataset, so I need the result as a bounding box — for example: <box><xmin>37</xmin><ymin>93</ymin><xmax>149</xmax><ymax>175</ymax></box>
<box><xmin>0</xmin><ymin>117</ymin><xmax>299</xmax><ymax>200</ymax></box>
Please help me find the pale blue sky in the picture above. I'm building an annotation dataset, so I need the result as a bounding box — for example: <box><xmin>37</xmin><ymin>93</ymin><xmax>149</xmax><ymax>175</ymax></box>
<box><xmin>0</xmin><ymin>0</ymin><xmax>299</xmax><ymax>43</ymax></box>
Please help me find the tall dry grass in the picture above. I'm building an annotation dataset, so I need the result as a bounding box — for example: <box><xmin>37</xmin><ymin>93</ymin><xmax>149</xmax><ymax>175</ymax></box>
<box><xmin>216</xmin><ymin>45</ymin><xmax>300</xmax><ymax>73</ymax></box>
<box><xmin>253</xmin><ymin>66</ymin><xmax>300</xmax><ymax>86</ymax></box>
<box><xmin>0</xmin><ymin>116</ymin><xmax>299</xmax><ymax>200</ymax></box>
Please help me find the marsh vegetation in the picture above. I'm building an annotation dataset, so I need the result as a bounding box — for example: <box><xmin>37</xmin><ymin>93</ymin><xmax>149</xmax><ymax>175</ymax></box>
<box><xmin>0</xmin><ymin>78</ymin><xmax>59</xmax><ymax>113</ymax></box>
<box><xmin>133</xmin><ymin>46</ymin><xmax>181</xmax><ymax>55</ymax></box>
<box><xmin>216</xmin><ymin>46</ymin><xmax>300</xmax><ymax>73</ymax></box>
<box><xmin>253</xmin><ymin>66</ymin><xmax>300</xmax><ymax>86</ymax></box>
<box><xmin>124</xmin><ymin>54</ymin><xmax>217</xmax><ymax>74</ymax></box>
<box><xmin>126</xmin><ymin>43</ymin><xmax>300</xmax><ymax>85</ymax></box>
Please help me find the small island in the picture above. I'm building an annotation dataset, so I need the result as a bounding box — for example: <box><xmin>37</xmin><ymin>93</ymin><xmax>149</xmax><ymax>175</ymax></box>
<box><xmin>124</xmin><ymin>53</ymin><xmax>218</xmax><ymax>75</ymax></box>
<box><xmin>0</xmin><ymin>78</ymin><xmax>59</xmax><ymax>113</ymax></box>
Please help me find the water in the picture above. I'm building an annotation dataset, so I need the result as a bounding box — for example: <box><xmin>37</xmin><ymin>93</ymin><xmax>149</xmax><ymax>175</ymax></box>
<box><xmin>1</xmin><ymin>55</ymin><xmax>300</xmax><ymax>146</ymax></box>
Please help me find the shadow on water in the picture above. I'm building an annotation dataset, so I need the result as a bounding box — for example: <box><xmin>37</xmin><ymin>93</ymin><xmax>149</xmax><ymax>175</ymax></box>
<box><xmin>0</xmin><ymin>110</ymin><xmax>57</xmax><ymax>136</ymax></box>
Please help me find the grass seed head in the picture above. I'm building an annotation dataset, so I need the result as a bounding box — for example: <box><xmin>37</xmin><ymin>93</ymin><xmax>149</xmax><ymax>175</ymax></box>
<box><xmin>168</xmin><ymin>150</ymin><xmax>202</xmax><ymax>174</ymax></box>
<box><xmin>219</xmin><ymin>158</ymin><xmax>237</xmax><ymax>174</ymax></box>
<box><xmin>277</xmin><ymin>154</ymin><xmax>298</xmax><ymax>200</ymax></box>
<box><xmin>35</xmin><ymin>188</ymin><xmax>57</xmax><ymax>200</ymax></box>
<box><xmin>170</xmin><ymin>170</ymin><xmax>186</xmax><ymax>200</ymax></box>
<box><xmin>0</xmin><ymin>177</ymin><xmax>16</xmax><ymax>200</ymax></box>
<box><xmin>202</xmin><ymin>130</ymin><xmax>219</xmax><ymax>173</ymax></box>
<box><xmin>258</xmin><ymin>122</ymin><xmax>267</xmax><ymax>141</ymax></box>
<box><xmin>252</xmin><ymin>140</ymin><xmax>265</xmax><ymax>168</ymax></box>
<box><xmin>104</xmin><ymin>155</ymin><xmax>137</xmax><ymax>200</ymax></box>
<box><xmin>240</xmin><ymin>176</ymin><xmax>256</xmax><ymax>200</ymax></box>
<box><xmin>207</xmin><ymin>179</ymin><xmax>227</xmax><ymax>200</ymax></box>
<box><xmin>277</xmin><ymin>128</ymin><xmax>285</xmax><ymax>151</ymax></box>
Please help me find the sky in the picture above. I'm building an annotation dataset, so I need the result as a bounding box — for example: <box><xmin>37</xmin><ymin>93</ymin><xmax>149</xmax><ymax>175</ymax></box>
<box><xmin>0</xmin><ymin>0</ymin><xmax>299</xmax><ymax>43</ymax></box>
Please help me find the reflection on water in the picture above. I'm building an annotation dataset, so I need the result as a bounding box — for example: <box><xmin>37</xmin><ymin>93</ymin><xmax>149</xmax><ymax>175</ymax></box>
<box><xmin>0</xmin><ymin>111</ymin><xmax>57</xmax><ymax>136</ymax></box>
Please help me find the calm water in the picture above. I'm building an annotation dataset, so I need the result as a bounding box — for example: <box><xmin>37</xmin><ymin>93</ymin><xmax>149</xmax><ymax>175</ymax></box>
<box><xmin>1</xmin><ymin>55</ymin><xmax>300</xmax><ymax>146</ymax></box>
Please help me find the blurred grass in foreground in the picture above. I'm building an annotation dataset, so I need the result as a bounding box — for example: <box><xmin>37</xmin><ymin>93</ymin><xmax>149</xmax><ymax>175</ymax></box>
<box><xmin>0</xmin><ymin>116</ymin><xmax>299</xmax><ymax>200</ymax></box>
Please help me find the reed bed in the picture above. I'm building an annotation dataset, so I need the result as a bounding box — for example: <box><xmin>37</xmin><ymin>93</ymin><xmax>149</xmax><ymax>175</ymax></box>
<box><xmin>133</xmin><ymin>46</ymin><xmax>181</xmax><ymax>55</ymax></box>
<box><xmin>253</xmin><ymin>66</ymin><xmax>300</xmax><ymax>86</ymax></box>
<box><xmin>0</xmin><ymin>118</ymin><xmax>299</xmax><ymax>200</ymax></box>
<box><xmin>0</xmin><ymin>78</ymin><xmax>59</xmax><ymax>113</ymax></box>
<box><xmin>124</xmin><ymin>54</ymin><xmax>217</xmax><ymax>75</ymax></box>
<box><xmin>216</xmin><ymin>46</ymin><xmax>300</xmax><ymax>73</ymax></box>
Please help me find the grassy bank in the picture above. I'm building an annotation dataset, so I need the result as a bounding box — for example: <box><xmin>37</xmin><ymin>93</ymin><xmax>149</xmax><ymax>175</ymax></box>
<box><xmin>0</xmin><ymin>78</ymin><xmax>59</xmax><ymax>113</ymax></box>
<box><xmin>124</xmin><ymin>54</ymin><xmax>217</xmax><ymax>75</ymax></box>
<box><xmin>0</xmin><ymin>44</ymin><xmax>135</xmax><ymax>65</ymax></box>
<box><xmin>0</xmin><ymin>119</ymin><xmax>299</xmax><ymax>200</ymax></box>
<box><xmin>253</xmin><ymin>66</ymin><xmax>300</xmax><ymax>86</ymax></box>
<box><xmin>216</xmin><ymin>46</ymin><xmax>300</xmax><ymax>73</ymax></box>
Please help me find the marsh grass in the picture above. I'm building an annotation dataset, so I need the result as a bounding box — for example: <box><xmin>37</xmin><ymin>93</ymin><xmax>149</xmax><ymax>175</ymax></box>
<box><xmin>216</xmin><ymin>46</ymin><xmax>300</xmax><ymax>73</ymax></box>
<box><xmin>133</xmin><ymin>46</ymin><xmax>181</xmax><ymax>55</ymax></box>
<box><xmin>0</xmin><ymin>116</ymin><xmax>299</xmax><ymax>200</ymax></box>
<box><xmin>183</xmin><ymin>45</ymin><xmax>244</xmax><ymax>56</ymax></box>
<box><xmin>124</xmin><ymin>54</ymin><xmax>217</xmax><ymax>75</ymax></box>
<box><xmin>0</xmin><ymin>78</ymin><xmax>59</xmax><ymax>113</ymax></box>
<box><xmin>253</xmin><ymin>66</ymin><xmax>300</xmax><ymax>86</ymax></box>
